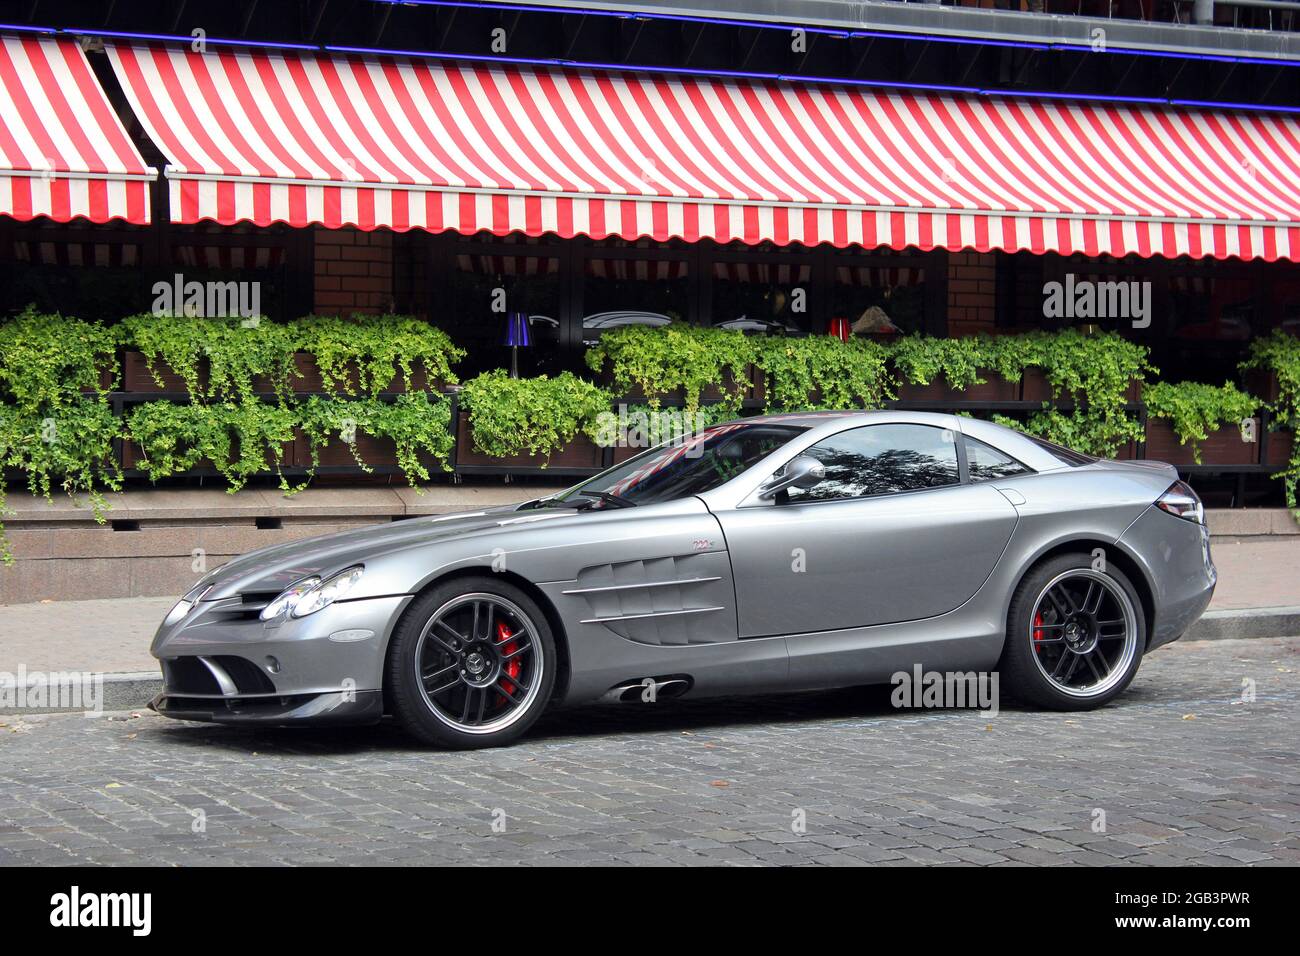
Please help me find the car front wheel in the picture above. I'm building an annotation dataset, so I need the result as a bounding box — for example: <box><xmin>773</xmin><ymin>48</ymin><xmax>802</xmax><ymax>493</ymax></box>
<box><xmin>386</xmin><ymin>577</ymin><xmax>556</xmax><ymax>748</ymax></box>
<box><xmin>1000</xmin><ymin>553</ymin><xmax>1145</xmax><ymax>710</ymax></box>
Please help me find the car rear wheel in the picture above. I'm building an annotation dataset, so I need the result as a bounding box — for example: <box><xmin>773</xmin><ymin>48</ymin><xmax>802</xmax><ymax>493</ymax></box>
<box><xmin>386</xmin><ymin>577</ymin><xmax>556</xmax><ymax>749</ymax></box>
<box><xmin>1001</xmin><ymin>553</ymin><xmax>1145</xmax><ymax>710</ymax></box>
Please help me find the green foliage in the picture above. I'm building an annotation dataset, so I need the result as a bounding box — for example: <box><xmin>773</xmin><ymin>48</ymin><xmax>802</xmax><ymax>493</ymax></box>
<box><xmin>0</xmin><ymin>307</ymin><xmax>120</xmax><ymax>411</ymax></box>
<box><xmin>757</xmin><ymin>336</ymin><xmax>895</xmax><ymax>411</ymax></box>
<box><xmin>122</xmin><ymin>313</ymin><xmax>298</xmax><ymax>404</ymax></box>
<box><xmin>1016</xmin><ymin>329</ymin><xmax>1153</xmax><ymax>407</ymax></box>
<box><xmin>297</xmin><ymin>394</ymin><xmax>454</xmax><ymax>485</ymax></box>
<box><xmin>0</xmin><ymin>311</ymin><xmax>124</xmax><ymax>562</ymax></box>
<box><xmin>593</xmin><ymin>403</ymin><xmax>733</xmax><ymax>450</ymax></box>
<box><xmin>889</xmin><ymin>334</ymin><xmax>991</xmax><ymax>391</ymax></box>
<box><xmin>125</xmin><ymin>401</ymin><xmax>296</xmax><ymax>493</ymax></box>
<box><xmin>1241</xmin><ymin>330</ymin><xmax>1300</xmax><ymax>517</ymax></box>
<box><xmin>1007</xmin><ymin>329</ymin><xmax>1154</xmax><ymax>458</ymax></box>
<box><xmin>1144</xmin><ymin>381</ymin><xmax>1258</xmax><ymax>465</ymax></box>
<box><xmin>0</xmin><ymin>401</ymin><xmax>124</xmax><ymax>562</ymax></box>
<box><xmin>461</xmin><ymin>371</ymin><xmax>612</xmax><ymax>462</ymax></box>
<box><xmin>585</xmin><ymin>323</ymin><xmax>755</xmax><ymax>414</ymax></box>
<box><xmin>292</xmin><ymin>314</ymin><xmax>464</xmax><ymax>397</ymax></box>
<box><xmin>993</xmin><ymin>408</ymin><xmax>1142</xmax><ymax>459</ymax></box>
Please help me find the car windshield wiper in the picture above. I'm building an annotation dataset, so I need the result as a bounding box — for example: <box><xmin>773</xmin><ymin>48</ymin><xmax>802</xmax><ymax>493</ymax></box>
<box><xmin>571</xmin><ymin>490</ymin><xmax>636</xmax><ymax>509</ymax></box>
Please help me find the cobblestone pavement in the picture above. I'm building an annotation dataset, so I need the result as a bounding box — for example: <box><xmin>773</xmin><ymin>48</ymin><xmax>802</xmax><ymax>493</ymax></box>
<box><xmin>0</xmin><ymin>637</ymin><xmax>1296</xmax><ymax>866</ymax></box>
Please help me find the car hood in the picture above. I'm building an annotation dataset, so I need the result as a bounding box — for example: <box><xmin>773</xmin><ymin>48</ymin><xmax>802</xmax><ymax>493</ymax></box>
<box><xmin>196</xmin><ymin>503</ymin><xmax>577</xmax><ymax>600</ymax></box>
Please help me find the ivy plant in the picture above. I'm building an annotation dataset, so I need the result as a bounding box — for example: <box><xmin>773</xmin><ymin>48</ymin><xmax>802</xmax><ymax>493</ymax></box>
<box><xmin>125</xmin><ymin>400</ymin><xmax>297</xmax><ymax>493</ymax></box>
<box><xmin>461</xmin><ymin>371</ymin><xmax>612</xmax><ymax>462</ymax></box>
<box><xmin>585</xmin><ymin>323</ymin><xmax>755</xmax><ymax>415</ymax></box>
<box><xmin>593</xmin><ymin>402</ymin><xmax>733</xmax><ymax>451</ymax></box>
<box><xmin>757</xmin><ymin>336</ymin><xmax>895</xmax><ymax>411</ymax></box>
<box><xmin>297</xmin><ymin>394</ymin><xmax>454</xmax><ymax>485</ymax></box>
<box><xmin>889</xmin><ymin>334</ymin><xmax>991</xmax><ymax>392</ymax></box>
<box><xmin>292</xmin><ymin>314</ymin><xmax>465</xmax><ymax>397</ymax></box>
<box><xmin>1008</xmin><ymin>329</ymin><xmax>1154</xmax><ymax>458</ymax></box>
<box><xmin>0</xmin><ymin>311</ymin><xmax>123</xmax><ymax>563</ymax></box>
<box><xmin>0</xmin><ymin>401</ymin><xmax>124</xmax><ymax>562</ymax></box>
<box><xmin>1143</xmin><ymin>381</ymin><xmax>1258</xmax><ymax>465</ymax></box>
<box><xmin>1241</xmin><ymin>330</ymin><xmax>1300</xmax><ymax>517</ymax></box>
<box><xmin>0</xmin><ymin>308</ymin><xmax>121</xmax><ymax>411</ymax></box>
<box><xmin>122</xmin><ymin>314</ymin><xmax>298</xmax><ymax>404</ymax></box>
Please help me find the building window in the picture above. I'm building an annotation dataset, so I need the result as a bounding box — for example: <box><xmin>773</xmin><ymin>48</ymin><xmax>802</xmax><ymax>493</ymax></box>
<box><xmin>2</xmin><ymin>220</ymin><xmax>148</xmax><ymax>321</ymax></box>
<box><xmin>710</xmin><ymin>259</ymin><xmax>813</xmax><ymax>334</ymax></box>
<box><xmin>831</xmin><ymin>259</ymin><xmax>927</xmax><ymax>336</ymax></box>
<box><xmin>445</xmin><ymin>237</ymin><xmax>563</xmax><ymax>376</ymax></box>
<box><xmin>580</xmin><ymin>253</ymin><xmax>691</xmax><ymax>343</ymax></box>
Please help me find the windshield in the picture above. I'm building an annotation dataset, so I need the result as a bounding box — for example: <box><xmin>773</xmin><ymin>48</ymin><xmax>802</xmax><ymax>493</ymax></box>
<box><xmin>550</xmin><ymin>421</ymin><xmax>807</xmax><ymax>507</ymax></box>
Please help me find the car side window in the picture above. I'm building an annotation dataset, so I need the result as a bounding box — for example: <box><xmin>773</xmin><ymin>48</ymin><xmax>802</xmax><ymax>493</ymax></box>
<box><xmin>965</xmin><ymin>436</ymin><xmax>1033</xmax><ymax>482</ymax></box>
<box><xmin>786</xmin><ymin>424</ymin><xmax>960</xmax><ymax>503</ymax></box>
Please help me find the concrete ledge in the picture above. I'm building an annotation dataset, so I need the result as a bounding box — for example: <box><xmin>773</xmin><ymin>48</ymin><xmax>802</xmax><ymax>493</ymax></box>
<box><xmin>0</xmin><ymin>671</ymin><xmax>160</xmax><ymax>715</ymax></box>
<box><xmin>1184</xmin><ymin>605</ymin><xmax>1300</xmax><ymax>642</ymax></box>
<box><xmin>3</xmin><ymin>483</ymin><xmax>566</xmax><ymax>524</ymax></box>
<box><xmin>1207</xmin><ymin>509</ymin><xmax>1299</xmax><ymax>538</ymax></box>
<box><xmin>0</xmin><ymin>484</ymin><xmax>566</xmax><ymax>604</ymax></box>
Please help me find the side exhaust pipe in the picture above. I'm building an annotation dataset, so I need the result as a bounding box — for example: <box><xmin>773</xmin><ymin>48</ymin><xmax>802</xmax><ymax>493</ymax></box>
<box><xmin>601</xmin><ymin>675</ymin><xmax>693</xmax><ymax>704</ymax></box>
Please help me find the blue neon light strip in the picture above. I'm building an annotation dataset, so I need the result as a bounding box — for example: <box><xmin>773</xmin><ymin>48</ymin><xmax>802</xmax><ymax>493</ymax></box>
<box><xmin>11</xmin><ymin>24</ymin><xmax>1297</xmax><ymax>115</ymax></box>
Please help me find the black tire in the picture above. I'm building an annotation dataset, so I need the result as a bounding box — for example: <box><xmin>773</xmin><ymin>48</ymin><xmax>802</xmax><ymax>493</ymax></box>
<box><xmin>1000</xmin><ymin>552</ymin><xmax>1146</xmax><ymax>711</ymax></box>
<box><xmin>386</xmin><ymin>576</ymin><xmax>557</xmax><ymax>749</ymax></box>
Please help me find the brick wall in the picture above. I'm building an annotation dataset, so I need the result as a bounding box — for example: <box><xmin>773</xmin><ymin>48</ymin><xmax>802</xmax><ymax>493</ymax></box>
<box><xmin>312</xmin><ymin>226</ymin><xmax>394</xmax><ymax>315</ymax></box>
<box><xmin>946</xmin><ymin>251</ymin><xmax>997</xmax><ymax>336</ymax></box>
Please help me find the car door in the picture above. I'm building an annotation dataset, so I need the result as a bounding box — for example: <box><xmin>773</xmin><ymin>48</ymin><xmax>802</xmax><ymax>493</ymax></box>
<box><xmin>714</xmin><ymin>422</ymin><xmax>1019</xmax><ymax>638</ymax></box>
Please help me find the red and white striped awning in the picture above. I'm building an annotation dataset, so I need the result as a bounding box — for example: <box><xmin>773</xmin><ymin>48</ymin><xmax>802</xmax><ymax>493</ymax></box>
<box><xmin>0</xmin><ymin>36</ymin><xmax>153</xmax><ymax>224</ymax></box>
<box><xmin>106</xmin><ymin>42</ymin><xmax>1300</xmax><ymax>261</ymax></box>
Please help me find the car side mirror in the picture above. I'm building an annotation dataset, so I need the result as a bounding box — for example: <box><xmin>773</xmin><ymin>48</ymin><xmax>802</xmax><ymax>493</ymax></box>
<box><xmin>758</xmin><ymin>455</ymin><xmax>825</xmax><ymax>500</ymax></box>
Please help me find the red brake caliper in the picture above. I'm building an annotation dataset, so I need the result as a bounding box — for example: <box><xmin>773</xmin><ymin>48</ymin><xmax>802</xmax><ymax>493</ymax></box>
<box><xmin>496</xmin><ymin>620</ymin><xmax>521</xmax><ymax>706</ymax></box>
<box><xmin>1033</xmin><ymin>611</ymin><xmax>1046</xmax><ymax>651</ymax></box>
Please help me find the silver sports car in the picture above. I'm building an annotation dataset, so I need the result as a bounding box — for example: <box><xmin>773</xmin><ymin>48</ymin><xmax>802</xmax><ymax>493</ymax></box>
<box><xmin>150</xmin><ymin>411</ymin><xmax>1216</xmax><ymax>748</ymax></box>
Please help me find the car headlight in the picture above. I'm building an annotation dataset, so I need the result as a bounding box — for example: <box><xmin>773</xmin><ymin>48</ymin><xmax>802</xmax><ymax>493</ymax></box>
<box><xmin>164</xmin><ymin>582</ymin><xmax>213</xmax><ymax>626</ymax></box>
<box><xmin>259</xmin><ymin>567</ymin><xmax>363</xmax><ymax>621</ymax></box>
<box><xmin>259</xmin><ymin>576</ymin><xmax>321</xmax><ymax>621</ymax></box>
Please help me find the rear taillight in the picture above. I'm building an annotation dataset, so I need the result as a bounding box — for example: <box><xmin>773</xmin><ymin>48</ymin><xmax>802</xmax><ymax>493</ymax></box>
<box><xmin>1155</xmin><ymin>480</ymin><xmax>1204</xmax><ymax>525</ymax></box>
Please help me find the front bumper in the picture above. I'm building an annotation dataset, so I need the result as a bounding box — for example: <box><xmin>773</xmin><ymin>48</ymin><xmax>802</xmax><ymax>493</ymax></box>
<box><xmin>150</xmin><ymin>689</ymin><xmax>383</xmax><ymax>726</ymax></box>
<box><xmin>150</xmin><ymin>592</ymin><xmax>410</xmax><ymax>727</ymax></box>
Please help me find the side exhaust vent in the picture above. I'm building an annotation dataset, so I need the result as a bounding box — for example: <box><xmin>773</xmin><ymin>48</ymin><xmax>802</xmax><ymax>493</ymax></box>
<box><xmin>601</xmin><ymin>675</ymin><xmax>693</xmax><ymax>704</ymax></box>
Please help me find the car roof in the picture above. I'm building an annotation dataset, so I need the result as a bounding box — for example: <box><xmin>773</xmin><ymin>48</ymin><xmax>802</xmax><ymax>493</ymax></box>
<box><xmin>720</xmin><ymin>409</ymin><xmax>1078</xmax><ymax>474</ymax></box>
<box><xmin>735</xmin><ymin>409</ymin><xmax>954</xmax><ymax>429</ymax></box>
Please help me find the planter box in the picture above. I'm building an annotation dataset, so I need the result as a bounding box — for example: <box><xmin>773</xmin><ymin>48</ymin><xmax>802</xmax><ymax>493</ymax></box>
<box><xmin>123</xmin><ymin>351</ymin><xmax>205</xmax><ymax>394</ymax></box>
<box><xmin>600</xmin><ymin>363</ymin><xmax>760</xmax><ymax>406</ymax></box>
<box><xmin>285</xmin><ymin>354</ymin><xmax>442</xmax><ymax>395</ymax></box>
<box><xmin>1264</xmin><ymin>430</ymin><xmax>1295</xmax><ymax>467</ymax></box>
<box><xmin>1106</xmin><ymin>442</ymin><xmax>1138</xmax><ymax>461</ymax></box>
<box><xmin>1021</xmin><ymin>369</ymin><xmax>1142</xmax><ymax>404</ymax></box>
<box><xmin>1144</xmin><ymin>418</ymin><xmax>1259</xmax><ymax>466</ymax></box>
<box><xmin>1244</xmin><ymin>369</ymin><xmax>1280</xmax><ymax>404</ymax></box>
<box><xmin>895</xmin><ymin>373</ymin><xmax>1018</xmax><ymax>403</ymax></box>
<box><xmin>610</xmin><ymin>443</ymin><xmax>644</xmax><ymax>465</ymax></box>
<box><xmin>121</xmin><ymin>437</ymin><xmax>297</xmax><ymax>472</ymax></box>
<box><xmin>454</xmin><ymin>412</ymin><xmax>603</xmax><ymax>469</ymax></box>
<box><xmin>293</xmin><ymin>431</ymin><xmax>397</xmax><ymax>469</ymax></box>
